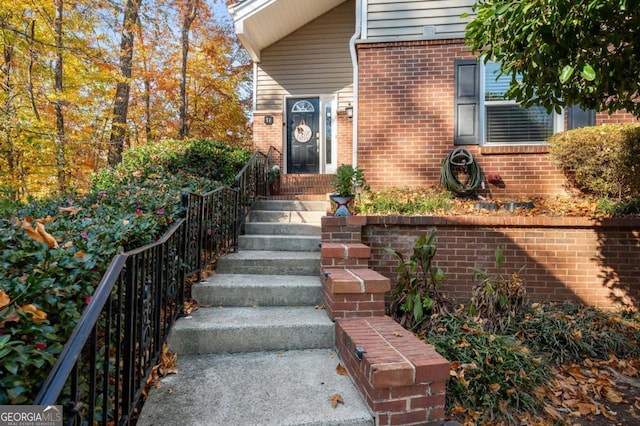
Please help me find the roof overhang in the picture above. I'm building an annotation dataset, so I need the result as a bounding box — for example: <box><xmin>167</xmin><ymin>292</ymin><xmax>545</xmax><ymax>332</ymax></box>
<box><xmin>228</xmin><ymin>0</ymin><xmax>349</xmax><ymax>62</ymax></box>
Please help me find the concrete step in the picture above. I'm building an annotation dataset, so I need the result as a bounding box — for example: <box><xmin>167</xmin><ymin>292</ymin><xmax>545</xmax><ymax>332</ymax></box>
<box><xmin>239</xmin><ymin>234</ymin><xmax>321</xmax><ymax>252</ymax></box>
<box><xmin>192</xmin><ymin>274</ymin><xmax>322</xmax><ymax>307</ymax></box>
<box><xmin>216</xmin><ymin>251</ymin><xmax>320</xmax><ymax>276</ymax></box>
<box><xmin>168</xmin><ymin>306</ymin><xmax>334</xmax><ymax>355</ymax></box>
<box><xmin>245</xmin><ymin>222</ymin><xmax>321</xmax><ymax>236</ymax></box>
<box><xmin>137</xmin><ymin>349</ymin><xmax>373</xmax><ymax>426</ymax></box>
<box><xmin>253</xmin><ymin>199</ymin><xmax>330</xmax><ymax>212</ymax></box>
<box><xmin>249</xmin><ymin>210</ymin><xmax>326</xmax><ymax>224</ymax></box>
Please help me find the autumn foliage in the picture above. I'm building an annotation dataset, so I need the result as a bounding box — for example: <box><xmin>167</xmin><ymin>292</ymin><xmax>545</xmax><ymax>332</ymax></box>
<box><xmin>0</xmin><ymin>0</ymin><xmax>251</xmax><ymax>201</ymax></box>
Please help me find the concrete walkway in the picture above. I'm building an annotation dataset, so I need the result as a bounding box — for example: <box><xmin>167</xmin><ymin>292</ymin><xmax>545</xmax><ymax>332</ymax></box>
<box><xmin>137</xmin><ymin>200</ymin><xmax>373</xmax><ymax>425</ymax></box>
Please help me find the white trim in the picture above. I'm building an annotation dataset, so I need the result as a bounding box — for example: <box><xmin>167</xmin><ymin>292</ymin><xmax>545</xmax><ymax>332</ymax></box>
<box><xmin>478</xmin><ymin>61</ymin><xmax>486</xmax><ymax>147</ymax></box>
<box><xmin>361</xmin><ymin>0</ymin><xmax>368</xmax><ymax>40</ymax></box>
<box><xmin>350</xmin><ymin>0</ymin><xmax>363</xmax><ymax>167</ymax></box>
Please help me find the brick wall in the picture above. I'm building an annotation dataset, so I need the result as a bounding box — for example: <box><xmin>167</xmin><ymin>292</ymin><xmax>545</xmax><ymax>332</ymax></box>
<box><xmin>253</xmin><ymin>112</ymin><xmax>284</xmax><ymax>170</ymax></box>
<box><xmin>322</xmin><ymin>215</ymin><xmax>640</xmax><ymax>309</ymax></box>
<box><xmin>356</xmin><ymin>39</ymin><xmax>638</xmax><ymax>198</ymax></box>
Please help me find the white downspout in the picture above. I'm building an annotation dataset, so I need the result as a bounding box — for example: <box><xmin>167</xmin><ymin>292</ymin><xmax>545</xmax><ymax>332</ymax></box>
<box><xmin>349</xmin><ymin>0</ymin><xmax>362</xmax><ymax>167</ymax></box>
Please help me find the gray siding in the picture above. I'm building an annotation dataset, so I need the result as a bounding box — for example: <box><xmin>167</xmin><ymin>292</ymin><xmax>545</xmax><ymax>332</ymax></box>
<box><xmin>256</xmin><ymin>0</ymin><xmax>354</xmax><ymax>112</ymax></box>
<box><xmin>366</xmin><ymin>0</ymin><xmax>475</xmax><ymax>40</ymax></box>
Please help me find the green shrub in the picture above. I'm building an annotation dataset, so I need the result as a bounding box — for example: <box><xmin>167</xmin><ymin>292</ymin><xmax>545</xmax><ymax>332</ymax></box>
<box><xmin>358</xmin><ymin>187</ymin><xmax>453</xmax><ymax>215</ymax></box>
<box><xmin>517</xmin><ymin>302</ymin><xmax>640</xmax><ymax>364</ymax></box>
<box><xmin>1</xmin><ymin>139</ymin><xmax>250</xmax><ymax>404</ymax></box>
<box><xmin>426</xmin><ymin>312</ymin><xmax>548</xmax><ymax>422</ymax></box>
<box><xmin>89</xmin><ymin>139</ymin><xmax>251</xmax><ymax>192</ymax></box>
<box><xmin>470</xmin><ymin>246</ymin><xmax>528</xmax><ymax>333</ymax></box>
<box><xmin>548</xmin><ymin>124</ymin><xmax>640</xmax><ymax>199</ymax></box>
<box><xmin>386</xmin><ymin>230</ymin><xmax>448</xmax><ymax>330</ymax></box>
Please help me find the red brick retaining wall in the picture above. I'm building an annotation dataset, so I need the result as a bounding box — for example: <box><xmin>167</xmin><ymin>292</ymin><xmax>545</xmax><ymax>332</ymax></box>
<box><xmin>322</xmin><ymin>215</ymin><xmax>640</xmax><ymax>309</ymax></box>
<box><xmin>336</xmin><ymin>317</ymin><xmax>449</xmax><ymax>425</ymax></box>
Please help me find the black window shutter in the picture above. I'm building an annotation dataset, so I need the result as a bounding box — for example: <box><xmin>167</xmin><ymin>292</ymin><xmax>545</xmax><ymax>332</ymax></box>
<box><xmin>454</xmin><ymin>59</ymin><xmax>479</xmax><ymax>145</ymax></box>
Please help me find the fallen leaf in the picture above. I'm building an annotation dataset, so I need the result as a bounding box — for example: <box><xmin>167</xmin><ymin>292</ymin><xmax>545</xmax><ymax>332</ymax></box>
<box><xmin>35</xmin><ymin>221</ymin><xmax>59</xmax><ymax>249</ymax></box>
<box><xmin>20</xmin><ymin>304</ymin><xmax>47</xmax><ymax>323</ymax></box>
<box><xmin>158</xmin><ymin>344</ymin><xmax>177</xmax><ymax>376</ymax></box>
<box><xmin>604</xmin><ymin>388</ymin><xmax>623</xmax><ymax>404</ymax></box>
<box><xmin>143</xmin><ymin>365</ymin><xmax>160</xmax><ymax>398</ymax></box>
<box><xmin>41</xmin><ymin>216</ymin><xmax>55</xmax><ymax>224</ymax></box>
<box><xmin>577</xmin><ymin>402</ymin><xmax>595</xmax><ymax>415</ymax></box>
<box><xmin>314</xmin><ymin>304</ymin><xmax>324</xmax><ymax>310</ymax></box>
<box><xmin>393</xmin><ymin>331</ymin><xmax>403</xmax><ymax>337</ymax></box>
<box><xmin>488</xmin><ymin>383</ymin><xmax>501</xmax><ymax>392</ymax></box>
<box><xmin>330</xmin><ymin>393</ymin><xmax>344</xmax><ymax>408</ymax></box>
<box><xmin>59</xmin><ymin>206</ymin><xmax>82</xmax><ymax>215</ymax></box>
<box><xmin>18</xmin><ymin>218</ymin><xmax>47</xmax><ymax>245</ymax></box>
<box><xmin>0</xmin><ymin>289</ymin><xmax>9</xmax><ymax>309</ymax></box>
<box><xmin>544</xmin><ymin>404</ymin><xmax>563</xmax><ymax>420</ymax></box>
<box><xmin>74</xmin><ymin>252</ymin><xmax>86</xmax><ymax>259</ymax></box>
<box><xmin>336</xmin><ymin>363</ymin><xmax>347</xmax><ymax>376</ymax></box>
<box><xmin>451</xmin><ymin>405</ymin><xmax>467</xmax><ymax>414</ymax></box>
<box><xmin>183</xmin><ymin>300</ymin><xmax>198</xmax><ymax>315</ymax></box>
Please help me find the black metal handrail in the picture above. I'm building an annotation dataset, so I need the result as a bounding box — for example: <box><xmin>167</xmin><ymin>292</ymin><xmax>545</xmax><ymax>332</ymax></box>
<box><xmin>33</xmin><ymin>150</ymin><xmax>269</xmax><ymax>424</ymax></box>
<box><xmin>34</xmin><ymin>218</ymin><xmax>187</xmax><ymax>424</ymax></box>
<box><xmin>233</xmin><ymin>150</ymin><xmax>269</xmax><ymax>238</ymax></box>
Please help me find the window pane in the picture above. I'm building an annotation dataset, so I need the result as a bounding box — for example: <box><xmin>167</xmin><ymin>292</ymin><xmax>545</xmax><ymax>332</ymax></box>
<box><xmin>484</xmin><ymin>62</ymin><xmax>554</xmax><ymax>144</ymax></box>
<box><xmin>485</xmin><ymin>62</ymin><xmax>511</xmax><ymax>101</ymax></box>
<box><xmin>486</xmin><ymin>104</ymin><xmax>553</xmax><ymax>144</ymax></box>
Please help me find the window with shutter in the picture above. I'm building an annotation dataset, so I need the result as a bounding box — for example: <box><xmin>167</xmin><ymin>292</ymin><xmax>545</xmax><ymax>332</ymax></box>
<box><xmin>454</xmin><ymin>60</ymin><xmax>564</xmax><ymax>146</ymax></box>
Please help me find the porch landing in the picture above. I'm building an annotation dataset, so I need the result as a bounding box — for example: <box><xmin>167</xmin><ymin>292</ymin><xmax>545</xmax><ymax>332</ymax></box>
<box><xmin>273</xmin><ymin>174</ymin><xmax>333</xmax><ymax>199</ymax></box>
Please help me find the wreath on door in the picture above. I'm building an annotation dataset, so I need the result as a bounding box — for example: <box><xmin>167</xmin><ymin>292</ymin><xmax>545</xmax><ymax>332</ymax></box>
<box><xmin>294</xmin><ymin>119</ymin><xmax>312</xmax><ymax>143</ymax></box>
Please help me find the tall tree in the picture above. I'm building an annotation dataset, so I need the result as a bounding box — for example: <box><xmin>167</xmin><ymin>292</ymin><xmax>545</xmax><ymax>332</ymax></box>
<box><xmin>178</xmin><ymin>0</ymin><xmax>199</xmax><ymax>140</ymax></box>
<box><xmin>465</xmin><ymin>0</ymin><xmax>640</xmax><ymax>117</ymax></box>
<box><xmin>108</xmin><ymin>0</ymin><xmax>142</xmax><ymax>167</ymax></box>
<box><xmin>54</xmin><ymin>0</ymin><xmax>67</xmax><ymax>193</ymax></box>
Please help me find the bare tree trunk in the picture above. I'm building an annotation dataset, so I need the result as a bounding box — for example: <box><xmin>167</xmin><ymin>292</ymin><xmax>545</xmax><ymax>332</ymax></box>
<box><xmin>135</xmin><ymin>18</ymin><xmax>152</xmax><ymax>142</ymax></box>
<box><xmin>27</xmin><ymin>20</ymin><xmax>41</xmax><ymax>122</ymax></box>
<box><xmin>108</xmin><ymin>0</ymin><xmax>142</xmax><ymax>167</ymax></box>
<box><xmin>2</xmin><ymin>40</ymin><xmax>18</xmax><ymax>200</ymax></box>
<box><xmin>54</xmin><ymin>0</ymin><xmax>66</xmax><ymax>193</ymax></box>
<box><xmin>179</xmin><ymin>0</ymin><xmax>198</xmax><ymax>140</ymax></box>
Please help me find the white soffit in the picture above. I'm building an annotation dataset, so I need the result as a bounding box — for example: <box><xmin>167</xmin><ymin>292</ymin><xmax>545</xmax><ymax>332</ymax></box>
<box><xmin>228</xmin><ymin>0</ymin><xmax>349</xmax><ymax>62</ymax></box>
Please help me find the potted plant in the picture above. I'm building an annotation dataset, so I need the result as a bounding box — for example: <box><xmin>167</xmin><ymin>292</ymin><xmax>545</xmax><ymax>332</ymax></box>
<box><xmin>330</xmin><ymin>164</ymin><xmax>369</xmax><ymax>216</ymax></box>
<box><xmin>268</xmin><ymin>165</ymin><xmax>281</xmax><ymax>195</ymax></box>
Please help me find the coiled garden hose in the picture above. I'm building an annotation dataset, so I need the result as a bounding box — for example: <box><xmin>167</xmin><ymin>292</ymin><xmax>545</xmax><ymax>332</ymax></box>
<box><xmin>439</xmin><ymin>147</ymin><xmax>482</xmax><ymax>197</ymax></box>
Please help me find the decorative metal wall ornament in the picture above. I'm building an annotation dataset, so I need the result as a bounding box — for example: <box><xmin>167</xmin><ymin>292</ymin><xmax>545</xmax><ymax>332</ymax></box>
<box><xmin>294</xmin><ymin>119</ymin><xmax>312</xmax><ymax>143</ymax></box>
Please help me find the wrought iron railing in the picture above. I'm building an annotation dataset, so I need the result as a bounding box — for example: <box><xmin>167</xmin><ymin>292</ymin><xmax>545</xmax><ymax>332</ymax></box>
<box><xmin>233</xmin><ymin>150</ymin><xmax>269</xmax><ymax>237</ymax></box>
<box><xmin>34</xmin><ymin>150</ymin><xmax>269</xmax><ymax>424</ymax></box>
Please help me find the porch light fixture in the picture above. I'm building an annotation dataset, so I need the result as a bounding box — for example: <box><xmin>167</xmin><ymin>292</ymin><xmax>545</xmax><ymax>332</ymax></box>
<box><xmin>264</xmin><ymin>115</ymin><xmax>274</xmax><ymax>125</ymax></box>
<box><xmin>345</xmin><ymin>104</ymin><xmax>353</xmax><ymax>119</ymax></box>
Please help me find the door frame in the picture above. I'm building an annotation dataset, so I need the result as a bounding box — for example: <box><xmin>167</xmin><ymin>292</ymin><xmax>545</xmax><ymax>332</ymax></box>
<box><xmin>283</xmin><ymin>94</ymin><xmax>337</xmax><ymax>174</ymax></box>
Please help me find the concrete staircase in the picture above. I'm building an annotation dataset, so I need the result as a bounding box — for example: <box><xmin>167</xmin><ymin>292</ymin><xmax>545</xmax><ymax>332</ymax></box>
<box><xmin>138</xmin><ymin>199</ymin><xmax>373</xmax><ymax>426</ymax></box>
